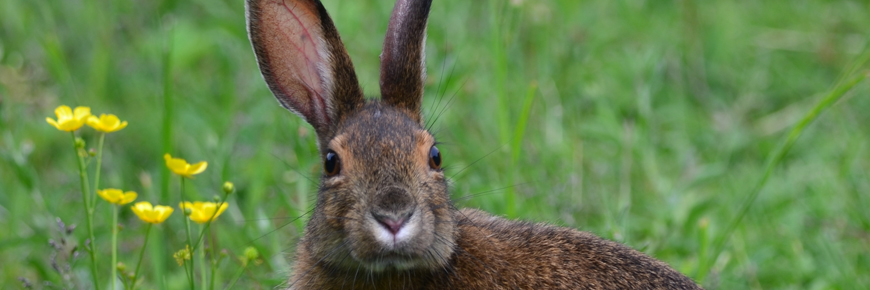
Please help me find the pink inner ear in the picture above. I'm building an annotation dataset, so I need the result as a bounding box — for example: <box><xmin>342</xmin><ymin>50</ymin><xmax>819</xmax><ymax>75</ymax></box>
<box><xmin>261</xmin><ymin>0</ymin><xmax>333</xmax><ymax>127</ymax></box>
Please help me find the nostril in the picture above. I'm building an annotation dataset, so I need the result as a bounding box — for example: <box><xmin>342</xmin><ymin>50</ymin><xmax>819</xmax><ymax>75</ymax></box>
<box><xmin>373</xmin><ymin>214</ymin><xmax>408</xmax><ymax>235</ymax></box>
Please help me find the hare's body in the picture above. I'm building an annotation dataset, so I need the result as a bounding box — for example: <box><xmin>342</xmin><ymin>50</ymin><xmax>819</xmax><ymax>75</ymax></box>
<box><xmin>291</xmin><ymin>208</ymin><xmax>699</xmax><ymax>290</ymax></box>
<box><xmin>246</xmin><ymin>0</ymin><xmax>702</xmax><ymax>289</ymax></box>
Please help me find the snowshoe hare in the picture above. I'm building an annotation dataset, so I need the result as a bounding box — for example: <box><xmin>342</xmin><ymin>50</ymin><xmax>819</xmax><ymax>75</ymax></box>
<box><xmin>246</xmin><ymin>0</ymin><xmax>703</xmax><ymax>289</ymax></box>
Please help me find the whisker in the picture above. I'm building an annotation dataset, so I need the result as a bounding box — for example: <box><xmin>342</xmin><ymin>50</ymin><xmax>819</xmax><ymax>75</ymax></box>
<box><xmin>323</xmin><ymin>216</ymin><xmax>358</xmax><ymax>221</ymax></box>
<box><xmin>243</xmin><ymin>207</ymin><xmax>315</xmax><ymax>245</ymax></box>
<box><xmin>338</xmin><ymin>250</ymin><xmax>354</xmax><ymax>290</ymax></box>
<box><xmin>426</xmin><ymin>49</ymin><xmax>450</xmax><ymax>131</ymax></box>
<box><xmin>453</xmin><ymin>181</ymin><xmax>537</xmax><ymax>203</ymax></box>
<box><xmin>352</xmin><ymin>259</ymin><xmax>362</xmax><ymax>288</ymax></box>
<box><xmin>428</xmin><ymin>77</ymin><xmax>467</xmax><ymax>132</ymax></box>
<box><xmin>288</xmin><ymin>239</ymin><xmax>351</xmax><ymax>289</ymax></box>
<box><xmin>448</xmin><ymin>144</ymin><xmax>503</xmax><ymax>179</ymax></box>
<box><xmin>273</xmin><ymin>152</ymin><xmax>317</xmax><ymax>184</ymax></box>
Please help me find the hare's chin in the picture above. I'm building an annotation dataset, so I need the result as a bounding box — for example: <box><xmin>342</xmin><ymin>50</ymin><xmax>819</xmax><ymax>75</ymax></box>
<box><xmin>363</xmin><ymin>256</ymin><xmax>421</xmax><ymax>272</ymax></box>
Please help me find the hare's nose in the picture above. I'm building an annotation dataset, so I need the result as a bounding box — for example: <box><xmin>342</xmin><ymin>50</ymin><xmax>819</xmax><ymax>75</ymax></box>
<box><xmin>373</xmin><ymin>213</ymin><xmax>409</xmax><ymax>235</ymax></box>
<box><xmin>371</xmin><ymin>187</ymin><xmax>416</xmax><ymax>234</ymax></box>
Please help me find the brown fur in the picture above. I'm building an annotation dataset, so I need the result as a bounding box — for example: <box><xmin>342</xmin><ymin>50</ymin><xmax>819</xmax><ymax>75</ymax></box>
<box><xmin>380</xmin><ymin>0</ymin><xmax>432</xmax><ymax>122</ymax></box>
<box><xmin>245</xmin><ymin>0</ymin><xmax>703</xmax><ymax>289</ymax></box>
<box><xmin>290</xmin><ymin>207</ymin><xmax>701</xmax><ymax>289</ymax></box>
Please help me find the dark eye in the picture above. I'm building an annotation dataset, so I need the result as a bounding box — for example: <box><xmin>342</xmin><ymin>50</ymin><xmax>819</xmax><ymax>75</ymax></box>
<box><xmin>428</xmin><ymin>145</ymin><xmax>442</xmax><ymax>170</ymax></box>
<box><xmin>324</xmin><ymin>150</ymin><xmax>341</xmax><ymax>176</ymax></box>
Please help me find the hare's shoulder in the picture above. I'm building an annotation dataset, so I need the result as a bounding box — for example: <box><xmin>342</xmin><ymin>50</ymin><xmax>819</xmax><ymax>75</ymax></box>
<box><xmin>448</xmin><ymin>208</ymin><xmax>702</xmax><ymax>289</ymax></box>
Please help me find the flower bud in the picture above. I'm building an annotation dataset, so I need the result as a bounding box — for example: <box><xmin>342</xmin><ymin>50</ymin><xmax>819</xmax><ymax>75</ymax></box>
<box><xmin>74</xmin><ymin>137</ymin><xmax>86</xmax><ymax>148</ymax></box>
<box><xmin>222</xmin><ymin>181</ymin><xmax>234</xmax><ymax>194</ymax></box>
<box><xmin>213</xmin><ymin>195</ymin><xmax>221</xmax><ymax>202</ymax></box>
<box><xmin>88</xmin><ymin>148</ymin><xmax>97</xmax><ymax>157</ymax></box>
<box><xmin>244</xmin><ymin>247</ymin><xmax>259</xmax><ymax>260</ymax></box>
<box><xmin>173</xmin><ymin>246</ymin><xmax>192</xmax><ymax>266</ymax></box>
<box><xmin>183</xmin><ymin>207</ymin><xmax>192</xmax><ymax>216</ymax></box>
<box><xmin>117</xmin><ymin>262</ymin><xmax>127</xmax><ymax>272</ymax></box>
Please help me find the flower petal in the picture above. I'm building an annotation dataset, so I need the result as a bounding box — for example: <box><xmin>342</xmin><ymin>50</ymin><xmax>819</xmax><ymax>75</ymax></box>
<box><xmin>215</xmin><ymin>202</ymin><xmax>228</xmax><ymax>217</ymax></box>
<box><xmin>132</xmin><ymin>201</ymin><xmax>153</xmax><ymax>221</ymax></box>
<box><xmin>154</xmin><ymin>206</ymin><xmax>174</xmax><ymax>223</ymax></box>
<box><xmin>114</xmin><ymin>121</ymin><xmax>128</xmax><ymax>132</ymax></box>
<box><xmin>98</xmin><ymin>189</ymin><xmax>123</xmax><ymax>204</ymax></box>
<box><xmin>55</xmin><ymin>106</ymin><xmax>72</xmax><ymax>120</ymax></box>
<box><xmin>73</xmin><ymin>106</ymin><xmax>91</xmax><ymax>121</ymax></box>
<box><xmin>46</xmin><ymin>118</ymin><xmax>60</xmax><ymax>129</ymax></box>
<box><xmin>179</xmin><ymin>201</ymin><xmax>195</xmax><ymax>211</ymax></box>
<box><xmin>87</xmin><ymin>115</ymin><xmax>101</xmax><ymax>129</ymax></box>
<box><xmin>166</xmin><ymin>159</ymin><xmax>190</xmax><ymax>175</ymax></box>
<box><xmin>120</xmin><ymin>191</ymin><xmax>138</xmax><ymax>205</ymax></box>
<box><xmin>188</xmin><ymin>162</ymin><xmax>208</xmax><ymax>176</ymax></box>
<box><xmin>103</xmin><ymin>114</ymin><xmax>120</xmax><ymax>127</ymax></box>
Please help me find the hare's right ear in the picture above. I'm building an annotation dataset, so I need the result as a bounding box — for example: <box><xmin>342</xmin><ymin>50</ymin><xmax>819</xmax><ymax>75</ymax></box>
<box><xmin>247</xmin><ymin>0</ymin><xmax>364</xmax><ymax>140</ymax></box>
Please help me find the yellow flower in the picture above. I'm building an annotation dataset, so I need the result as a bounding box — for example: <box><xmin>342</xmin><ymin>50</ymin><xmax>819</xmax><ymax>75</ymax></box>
<box><xmin>97</xmin><ymin>189</ymin><xmax>137</xmax><ymax>205</ymax></box>
<box><xmin>180</xmin><ymin>201</ymin><xmax>229</xmax><ymax>224</ymax></box>
<box><xmin>131</xmin><ymin>201</ymin><xmax>174</xmax><ymax>224</ymax></box>
<box><xmin>46</xmin><ymin>105</ymin><xmax>91</xmax><ymax>132</ymax></box>
<box><xmin>164</xmin><ymin>153</ymin><xmax>207</xmax><ymax>178</ymax></box>
<box><xmin>87</xmin><ymin>114</ymin><xmax>128</xmax><ymax>133</ymax></box>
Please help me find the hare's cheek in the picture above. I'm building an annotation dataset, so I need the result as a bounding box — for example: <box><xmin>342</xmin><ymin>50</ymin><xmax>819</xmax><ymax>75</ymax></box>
<box><xmin>320</xmin><ymin>190</ymin><xmax>356</xmax><ymax>229</ymax></box>
<box><xmin>410</xmin><ymin>209</ymin><xmax>436</xmax><ymax>248</ymax></box>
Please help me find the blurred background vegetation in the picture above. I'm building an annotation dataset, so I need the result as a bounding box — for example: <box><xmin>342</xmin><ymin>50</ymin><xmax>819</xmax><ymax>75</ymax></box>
<box><xmin>2</xmin><ymin>0</ymin><xmax>869</xmax><ymax>289</ymax></box>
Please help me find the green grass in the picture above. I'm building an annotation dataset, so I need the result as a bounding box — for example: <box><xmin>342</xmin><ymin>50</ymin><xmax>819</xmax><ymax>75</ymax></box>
<box><xmin>2</xmin><ymin>0</ymin><xmax>870</xmax><ymax>289</ymax></box>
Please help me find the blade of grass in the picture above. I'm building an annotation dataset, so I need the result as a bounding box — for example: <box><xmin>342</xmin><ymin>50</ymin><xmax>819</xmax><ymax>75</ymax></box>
<box><xmin>696</xmin><ymin>69</ymin><xmax>869</xmax><ymax>283</ymax></box>
<box><xmin>489</xmin><ymin>0</ymin><xmax>518</xmax><ymax>217</ymax></box>
<box><xmin>510</xmin><ymin>81</ymin><xmax>538</xmax><ymax>165</ymax></box>
<box><xmin>160</xmin><ymin>21</ymin><xmax>175</xmax><ymax>207</ymax></box>
<box><xmin>150</xmin><ymin>18</ymin><xmax>175</xmax><ymax>289</ymax></box>
<box><xmin>507</xmin><ymin>82</ymin><xmax>538</xmax><ymax>216</ymax></box>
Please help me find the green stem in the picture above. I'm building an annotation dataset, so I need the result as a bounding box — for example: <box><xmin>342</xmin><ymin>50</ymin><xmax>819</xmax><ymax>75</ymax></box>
<box><xmin>200</xmin><ymin>226</ymin><xmax>207</xmax><ymax>289</ymax></box>
<box><xmin>72</xmin><ymin>132</ymin><xmax>101</xmax><ymax>290</ymax></box>
<box><xmin>93</xmin><ymin>133</ymin><xmax>106</xmax><ymax>208</ymax></box>
<box><xmin>131</xmin><ymin>224</ymin><xmax>152</xmax><ymax>290</ymax></box>
<box><xmin>180</xmin><ymin>178</ymin><xmax>195</xmax><ymax>290</ymax></box>
<box><xmin>121</xmin><ymin>275</ymin><xmax>130</xmax><ymax>290</ymax></box>
<box><xmin>224</xmin><ymin>261</ymin><xmax>246</xmax><ymax>290</ymax></box>
<box><xmin>111</xmin><ymin>204</ymin><xmax>119</xmax><ymax>290</ymax></box>
<box><xmin>208</xmin><ymin>226</ymin><xmax>217</xmax><ymax>290</ymax></box>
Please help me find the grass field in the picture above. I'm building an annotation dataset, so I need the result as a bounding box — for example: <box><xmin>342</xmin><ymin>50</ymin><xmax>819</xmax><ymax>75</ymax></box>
<box><xmin>2</xmin><ymin>0</ymin><xmax>870</xmax><ymax>289</ymax></box>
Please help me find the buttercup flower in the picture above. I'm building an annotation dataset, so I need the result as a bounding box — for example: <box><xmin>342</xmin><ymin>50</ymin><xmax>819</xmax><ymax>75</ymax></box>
<box><xmin>180</xmin><ymin>201</ymin><xmax>229</xmax><ymax>224</ymax></box>
<box><xmin>131</xmin><ymin>202</ymin><xmax>174</xmax><ymax>224</ymax></box>
<box><xmin>164</xmin><ymin>154</ymin><xmax>207</xmax><ymax>178</ymax></box>
<box><xmin>46</xmin><ymin>105</ymin><xmax>91</xmax><ymax>131</ymax></box>
<box><xmin>87</xmin><ymin>114</ymin><xmax>128</xmax><ymax>133</ymax></box>
<box><xmin>97</xmin><ymin>189</ymin><xmax>137</xmax><ymax>205</ymax></box>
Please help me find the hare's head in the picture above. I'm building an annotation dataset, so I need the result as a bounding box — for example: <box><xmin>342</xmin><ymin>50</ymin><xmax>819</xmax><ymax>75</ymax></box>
<box><xmin>246</xmin><ymin>0</ymin><xmax>454</xmax><ymax>272</ymax></box>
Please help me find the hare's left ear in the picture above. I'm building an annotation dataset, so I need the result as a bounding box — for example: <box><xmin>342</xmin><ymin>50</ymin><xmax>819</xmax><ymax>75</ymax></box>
<box><xmin>380</xmin><ymin>0</ymin><xmax>433</xmax><ymax>123</ymax></box>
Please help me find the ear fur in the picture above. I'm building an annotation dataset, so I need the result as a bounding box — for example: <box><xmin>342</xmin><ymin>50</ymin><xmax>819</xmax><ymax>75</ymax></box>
<box><xmin>380</xmin><ymin>0</ymin><xmax>433</xmax><ymax>123</ymax></box>
<box><xmin>247</xmin><ymin>0</ymin><xmax>364</xmax><ymax>142</ymax></box>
